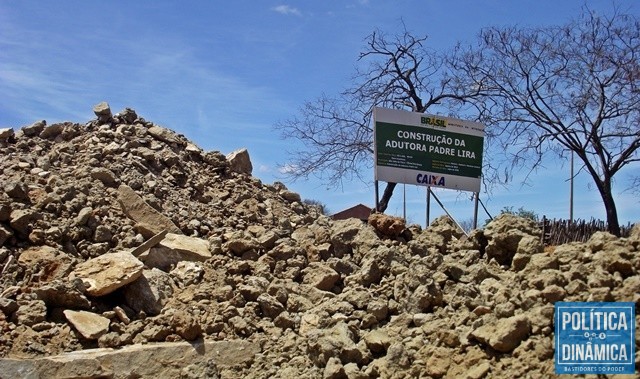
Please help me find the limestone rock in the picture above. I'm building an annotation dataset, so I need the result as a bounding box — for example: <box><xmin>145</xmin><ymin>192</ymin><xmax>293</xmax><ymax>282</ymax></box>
<box><xmin>0</xmin><ymin>128</ymin><xmax>14</xmax><ymax>141</ymax></box>
<box><xmin>324</xmin><ymin>356</ymin><xmax>347</xmax><ymax>379</ymax></box>
<box><xmin>471</xmin><ymin>315</ymin><xmax>531</xmax><ymax>353</ymax></box>
<box><xmin>93</xmin><ymin>101</ymin><xmax>113</xmax><ymax>124</ymax></box>
<box><xmin>39</xmin><ymin>123</ymin><xmax>66</xmax><ymax>139</ymax></box>
<box><xmin>257</xmin><ymin>293</ymin><xmax>285</xmax><ymax>319</ymax></box>
<box><xmin>90</xmin><ymin>168</ymin><xmax>119</xmax><ymax>187</ymax></box>
<box><xmin>115</xmin><ymin>107</ymin><xmax>138</xmax><ymax>124</ymax></box>
<box><xmin>280</xmin><ymin>189</ymin><xmax>301</xmax><ymax>203</ymax></box>
<box><xmin>0</xmin><ymin>225</ymin><xmax>13</xmax><ymax>246</ymax></box>
<box><xmin>0</xmin><ymin>340</ymin><xmax>259</xmax><ymax>378</ymax></box>
<box><xmin>75</xmin><ymin>207</ymin><xmax>93</xmax><ymax>226</ymax></box>
<box><xmin>144</xmin><ymin>233</ymin><xmax>211</xmax><ymax>271</ymax></box>
<box><xmin>170</xmin><ymin>261</ymin><xmax>204</xmax><ymax>286</ymax></box>
<box><xmin>170</xmin><ymin>309</ymin><xmax>202</xmax><ymax>341</ymax></box>
<box><xmin>4</xmin><ymin>181</ymin><xmax>29</xmax><ymax>201</ymax></box>
<box><xmin>34</xmin><ymin>279</ymin><xmax>91</xmax><ymax>310</ymax></box>
<box><xmin>368</xmin><ymin>213</ymin><xmax>405</xmax><ymax>238</ymax></box>
<box><xmin>117</xmin><ymin>184</ymin><xmax>181</xmax><ymax>237</ymax></box>
<box><xmin>22</xmin><ymin>120</ymin><xmax>46</xmax><ymax>136</ymax></box>
<box><xmin>123</xmin><ymin>268</ymin><xmax>174</xmax><ymax>316</ymax></box>
<box><xmin>303</xmin><ymin>262</ymin><xmax>340</xmax><ymax>291</ymax></box>
<box><xmin>484</xmin><ymin>214</ymin><xmax>541</xmax><ymax>266</ymax></box>
<box><xmin>63</xmin><ymin>310</ymin><xmax>110</xmax><ymax>340</ymax></box>
<box><xmin>0</xmin><ymin>297</ymin><xmax>18</xmax><ymax>316</ymax></box>
<box><xmin>147</xmin><ymin>125</ymin><xmax>185</xmax><ymax>146</ymax></box>
<box><xmin>9</xmin><ymin>209</ymin><xmax>40</xmax><ymax>236</ymax></box>
<box><xmin>13</xmin><ymin>300</ymin><xmax>47</xmax><ymax>326</ymax></box>
<box><xmin>70</xmin><ymin>251</ymin><xmax>144</xmax><ymax>296</ymax></box>
<box><xmin>128</xmin><ymin>229</ymin><xmax>168</xmax><ymax>257</ymax></box>
<box><xmin>224</xmin><ymin>231</ymin><xmax>259</xmax><ymax>256</ymax></box>
<box><xmin>363</xmin><ymin>329</ymin><xmax>391</xmax><ymax>354</ymax></box>
<box><xmin>330</xmin><ymin>218</ymin><xmax>364</xmax><ymax>256</ymax></box>
<box><xmin>429</xmin><ymin>215</ymin><xmax>465</xmax><ymax>241</ymax></box>
<box><xmin>307</xmin><ymin>322</ymin><xmax>361</xmax><ymax>366</ymax></box>
<box><xmin>2</xmin><ymin>104</ymin><xmax>638</xmax><ymax>379</ymax></box>
<box><xmin>226</xmin><ymin>148</ymin><xmax>253</xmax><ymax>175</ymax></box>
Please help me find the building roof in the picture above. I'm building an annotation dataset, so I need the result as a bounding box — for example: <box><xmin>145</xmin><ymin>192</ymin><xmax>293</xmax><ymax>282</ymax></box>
<box><xmin>331</xmin><ymin>203</ymin><xmax>372</xmax><ymax>221</ymax></box>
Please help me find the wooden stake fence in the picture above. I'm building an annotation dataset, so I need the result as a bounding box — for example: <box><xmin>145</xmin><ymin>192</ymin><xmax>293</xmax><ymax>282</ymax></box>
<box><xmin>540</xmin><ymin>216</ymin><xmax>633</xmax><ymax>246</ymax></box>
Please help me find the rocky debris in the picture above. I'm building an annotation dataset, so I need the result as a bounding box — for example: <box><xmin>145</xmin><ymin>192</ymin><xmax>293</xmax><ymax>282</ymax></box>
<box><xmin>0</xmin><ymin>104</ymin><xmax>638</xmax><ymax>378</ymax></box>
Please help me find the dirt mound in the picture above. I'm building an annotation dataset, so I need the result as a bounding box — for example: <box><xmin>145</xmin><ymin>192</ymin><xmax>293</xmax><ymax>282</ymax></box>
<box><xmin>0</xmin><ymin>103</ymin><xmax>638</xmax><ymax>378</ymax></box>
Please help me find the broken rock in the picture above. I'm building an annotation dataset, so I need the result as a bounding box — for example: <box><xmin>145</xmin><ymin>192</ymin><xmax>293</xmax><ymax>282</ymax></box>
<box><xmin>93</xmin><ymin>102</ymin><xmax>113</xmax><ymax>124</ymax></box>
<box><xmin>70</xmin><ymin>251</ymin><xmax>144</xmax><ymax>296</ymax></box>
<box><xmin>123</xmin><ymin>268</ymin><xmax>174</xmax><ymax>316</ymax></box>
<box><xmin>303</xmin><ymin>262</ymin><xmax>340</xmax><ymax>291</ymax></box>
<box><xmin>144</xmin><ymin>233</ymin><xmax>211</xmax><ymax>271</ymax></box>
<box><xmin>471</xmin><ymin>315</ymin><xmax>531</xmax><ymax>353</ymax></box>
<box><xmin>117</xmin><ymin>184</ymin><xmax>181</xmax><ymax>237</ymax></box>
<box><xmin>368</xmin><ymin>213</ymin><xmax>405</xmax><ymax>238</ymax></box>
<box><xmin>64</xmin><ymin>310</ymin><xmax>110</xmax><ymax>340</ymax></box>
<box><xmin>226</xmin><ymin>148</ymin><xmax>253</xmax><ymax>175</ymax></box>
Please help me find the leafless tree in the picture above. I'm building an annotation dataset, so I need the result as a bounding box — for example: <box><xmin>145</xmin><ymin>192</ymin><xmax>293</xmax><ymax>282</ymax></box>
<box><xmin>449</xmin><ymin>7</ymin><xmax>640</xmax><ymax>236</ymax></box>
<box><xmin>275</xmin><ymin>28</ymin><xmax>476</xmax><ymax>212</ymax></box>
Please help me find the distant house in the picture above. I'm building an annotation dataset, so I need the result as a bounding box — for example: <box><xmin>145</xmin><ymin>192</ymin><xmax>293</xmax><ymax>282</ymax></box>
<box><xmin>331</xmin><ymin>203</ymin><xmax>372</xmax><ymax>222</ymax></box>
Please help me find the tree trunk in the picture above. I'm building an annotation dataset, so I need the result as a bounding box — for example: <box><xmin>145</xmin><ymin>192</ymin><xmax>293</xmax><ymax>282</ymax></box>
<box><xmin>376</xmin><ymin>182</ymin><xmax>397</xmax><ymax>213</ymax></box>
<box><xmin>596</xmin><ymin>176</ymin><xmax>621</xmax><ymax>237</ymax></box>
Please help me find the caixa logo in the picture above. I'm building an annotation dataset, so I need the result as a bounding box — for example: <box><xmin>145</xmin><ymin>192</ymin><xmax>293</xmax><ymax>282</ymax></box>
<box><xmin>416</xmin><ymin>173</ymin><xmax>445</xmax><ymax>186</ymax></box>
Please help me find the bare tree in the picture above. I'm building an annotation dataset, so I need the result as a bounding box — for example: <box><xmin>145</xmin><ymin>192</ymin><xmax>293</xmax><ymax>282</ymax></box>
<box><xmin>275</xmin><ymin>28</ymin><xmax>474</xmax><ymax>212</ymax></box>
<box><xmin>449</xmin><ymin>7</ymin><xmax>640</xmax><ymax>236</ymax></box>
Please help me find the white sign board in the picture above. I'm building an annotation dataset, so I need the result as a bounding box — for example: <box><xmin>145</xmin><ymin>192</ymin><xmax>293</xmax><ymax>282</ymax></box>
<box><xmin>374</xmin><ymin>107</ymin><xmax>485</xmax><ymax>192</ymax></box>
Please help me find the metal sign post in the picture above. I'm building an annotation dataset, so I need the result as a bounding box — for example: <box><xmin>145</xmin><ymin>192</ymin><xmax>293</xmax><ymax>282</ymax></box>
<box><xmin>426</xmin><ymin>186</ymin><xmax>431</xmax><ymax>227</ymax></box>
<box><xmin>428</xmin><ymin>187</ymin><xmax>468</xmax><ymax>236</ymax></box>
<box><xmin>374</xmin><ymin>180</ymin><xmax>379</xmax><ymax>213</ymax></box>
<box><xmin>473</xmin><ymin>192</ymin><xmax>479</xmax><ymax>229</ymax></box>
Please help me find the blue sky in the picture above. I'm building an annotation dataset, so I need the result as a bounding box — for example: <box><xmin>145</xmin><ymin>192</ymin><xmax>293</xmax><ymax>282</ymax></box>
<box><xmin>1</xmin><ymin>1</ymin><xmax>638</xmax><ymax>227</ymax></box>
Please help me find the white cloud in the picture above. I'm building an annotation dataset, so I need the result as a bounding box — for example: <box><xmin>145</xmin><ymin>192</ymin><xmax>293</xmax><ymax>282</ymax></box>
<box><xmin>258</xmin><ymin>164</ymin><xmax>271</xmax><ymax>173</ymax></box>
<box><xmin>272</xmin><ymin>5</ymin><xmax>302</xmax><ymax>16</ymax></box>
<box><xmin>278</xmin><ymin>163</ymin><xmax>299</xmax><ymax>175</ymax></box>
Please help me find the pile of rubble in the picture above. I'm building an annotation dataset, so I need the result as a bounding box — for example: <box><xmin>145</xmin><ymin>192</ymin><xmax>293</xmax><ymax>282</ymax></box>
<box><xmin>0</xmin><ymin>103</ymin><xmax>638</xmax><ymax>378</ymax></box>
